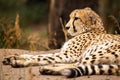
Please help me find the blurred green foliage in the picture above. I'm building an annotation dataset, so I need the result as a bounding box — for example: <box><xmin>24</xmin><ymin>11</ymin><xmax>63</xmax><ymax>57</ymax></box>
<box><xmin>0</xmin><ymin>0</ymin><xmax>48</xmax><ymax>27</ymax></box>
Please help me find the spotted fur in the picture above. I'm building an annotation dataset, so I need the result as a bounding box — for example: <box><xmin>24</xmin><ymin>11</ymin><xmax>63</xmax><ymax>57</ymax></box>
<box><xmin>2</xmin><ymin>7</ymin><xmax>120</xmax><ymax>78</ymax></box>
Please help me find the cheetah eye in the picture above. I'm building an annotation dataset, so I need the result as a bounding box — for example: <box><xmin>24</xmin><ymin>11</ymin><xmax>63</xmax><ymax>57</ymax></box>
<box><xmin>74</xmin><ymin>17</ymin><xmax>80</xmax><ymax>20</ymax></box>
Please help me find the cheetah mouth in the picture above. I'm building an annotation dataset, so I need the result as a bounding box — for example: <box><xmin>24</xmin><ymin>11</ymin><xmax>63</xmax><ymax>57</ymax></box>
<box><xmin>67</xmin><ymin>33</ymin><xmax>73</xmax><ymax>39</ymax></box>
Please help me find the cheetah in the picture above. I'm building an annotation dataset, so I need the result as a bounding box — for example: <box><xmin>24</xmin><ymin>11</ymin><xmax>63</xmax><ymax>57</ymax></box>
<box><xmin>2</xmin><ymin>7</ymin><xmax>120</xmax><ymax>78</ymax></box>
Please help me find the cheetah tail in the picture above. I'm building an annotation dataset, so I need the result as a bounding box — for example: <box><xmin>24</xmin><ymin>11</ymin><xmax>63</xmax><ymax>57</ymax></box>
<box><xmin>60</xmin><ymin>64</ymin><xmax>119</xmax><ymax>78</ymax></box>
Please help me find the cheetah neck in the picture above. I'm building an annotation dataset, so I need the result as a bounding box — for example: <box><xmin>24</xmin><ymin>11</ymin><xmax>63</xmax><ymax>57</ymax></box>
<box><xmin>74</xmin><ymin>27</ymin><xmax>106</xmax><ymax>38</ymax></box>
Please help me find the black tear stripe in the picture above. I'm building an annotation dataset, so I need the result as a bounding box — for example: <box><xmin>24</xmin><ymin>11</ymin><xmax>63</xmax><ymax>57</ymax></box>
<box><xmin>72</xmin><ymin>16</ymin><xmax>86</xmax><ymax>33</ymax></box>
<box><xmin>72</xmin><ymin>19</ymin><xmax>77</xmax><ymax>32</ymax></box>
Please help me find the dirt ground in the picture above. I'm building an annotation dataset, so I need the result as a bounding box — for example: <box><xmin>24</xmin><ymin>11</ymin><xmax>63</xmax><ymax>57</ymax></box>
<box><xmin>0</xmin><ymin>49</ymin><xmax>120</xmax><ymax>80</ymax></box>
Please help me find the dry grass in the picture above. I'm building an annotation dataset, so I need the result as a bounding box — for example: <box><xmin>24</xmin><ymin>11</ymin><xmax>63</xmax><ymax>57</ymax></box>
<box><xmin>0</xmin><ymin>14</ymin><xmax>21</xmax><ymax>48</ymax></box>
<box><xmin>0</xmin><ymin>14</ymin><xmax>49</xmax><ymax>51</ymax></box>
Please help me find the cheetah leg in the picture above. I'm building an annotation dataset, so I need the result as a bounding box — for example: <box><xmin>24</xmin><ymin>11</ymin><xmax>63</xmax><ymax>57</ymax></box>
<box><xmin>2</xmin><ymin>54</ymin><xmax>56</xmax><ymax>67</ymax></box>
<box><xmin>2</xmin><ymin>52</ymin><xmax>77</xmax><ymax>67</ymax></box>
<box><xmin>39</xmin><ymin>63</ymin><xmax>79</xmax><ymax>75</ymax></box>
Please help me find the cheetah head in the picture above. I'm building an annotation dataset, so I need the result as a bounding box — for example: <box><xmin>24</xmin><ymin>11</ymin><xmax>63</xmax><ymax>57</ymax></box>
<box><xmin>65</xmin><ymin>7</ymin><xmax>104</xmax><ymax>37</ymax></box>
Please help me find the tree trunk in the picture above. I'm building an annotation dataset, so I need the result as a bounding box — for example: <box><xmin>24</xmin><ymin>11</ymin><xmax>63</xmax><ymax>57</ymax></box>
<box><xmin>48</xmin><ymin>0</ymin><xmax>99</xmax><ymax>49</ymax></box>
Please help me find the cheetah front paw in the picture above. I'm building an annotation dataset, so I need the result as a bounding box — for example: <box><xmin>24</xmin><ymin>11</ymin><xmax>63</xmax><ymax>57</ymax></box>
<box><xmin>2</xmin><ymin>55</ymin><xmax>19</xmax><ymax>65</ymax></box>
<box><xmin>2</xmin><ymin>55</ymin><xmax>28</xmax><ymax>68</ymax></box>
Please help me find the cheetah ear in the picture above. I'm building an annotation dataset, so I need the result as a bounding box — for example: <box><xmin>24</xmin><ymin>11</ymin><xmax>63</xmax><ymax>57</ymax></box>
<box><xmin>84</xmin><ymin>7</ymin><xmax>92</xmax><ymax>10</ymax></box>
<box><xmin>89</xmin><ymin>14</ymin><xmax>96</xmax><ymax>25</ymax></box>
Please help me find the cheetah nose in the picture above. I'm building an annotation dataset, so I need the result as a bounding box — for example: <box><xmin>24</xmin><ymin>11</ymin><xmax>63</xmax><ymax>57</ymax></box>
<box><xmin>65</xmin><ymin>26</ymin><xmax>70</xmax><ymax>30</ymax></box>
